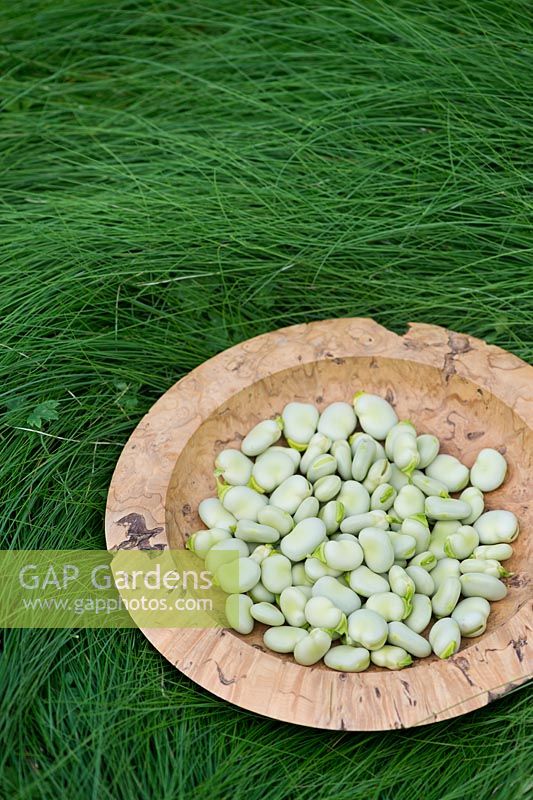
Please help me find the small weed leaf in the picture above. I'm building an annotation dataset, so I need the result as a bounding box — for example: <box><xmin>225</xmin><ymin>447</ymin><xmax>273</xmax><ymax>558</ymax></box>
<box><xmin>26</xmin><ymin>400</ymin><xmax>60</xmax><ymax>429</ymax></box>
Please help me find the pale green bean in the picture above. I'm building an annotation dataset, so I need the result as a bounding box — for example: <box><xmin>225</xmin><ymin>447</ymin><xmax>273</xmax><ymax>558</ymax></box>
<box><xmin>281</xmin><ymin>402</ymin><xmax>319</xmax><ymax>450</ymax></box>
<box><xmin>222</xmin><ymin>485</ymin><xmax>268</xmax><ymax>521</ymax></box>
<box><xmin>393</xmin><ymin>485</ymin><xmax>425</xmax><ymax>519</ymax></box>
<box><xmin>330</xmin><ymin>532</ymin><xmax>358</xmax><ymax>542</ymax></box>
<box><xmin>370</xmin><ymin>483</ymin><xmax>397</xmax><ymax>511</ymax></box>
<box><xmin>225</xmin><ymin>594</ymin><xmax>254</xmax><ymax>634</ymax></box>
<box><xmin>205</xmin><ymin>538</ymin><xmax>249</xmax><ymax>574</ymax></box>
<box><xmin>459</xmin><ymin>572</ymin><xmax>507</xmax><ymax>600</ymax></box>
<box><xmin>389</xmin><ymin>463</ymin><xmax>410</xmax><ymax>491</ymax></box>
<box><xmin>198</xmin><ymin>497</ymin><xmax>237</xmax><ymax>531</ymax></box>
<box><xmin>337</xmin><ymin>480</ymin><xmax>371</xmax><ymax>516</ymax></box>
<box><xmin>388</xmin><ymin>621</ymin><xmax>431</xmax><ymax>657</ymax></box>
<box><xmin>430</xmin><ymin>557</ymin><xmax>460</xmax><ymax>591</ymax></box>
<box><xmin>353</xmin><ymin>392</ymin><xmax>398</xmax><ymax>440</ymax></box>
<box><xmin>312</xmin><ymin>576</ymin><xmax>361</xmax><ymax>615</ymax></box>
<box><xmin>257</xmin><ymin>504</ymin><xmax>294</xmax><ymax>536</ymax></box>
<box><xmin>249</xmin><ymin>580</ymin><xmax>276</xmax><ymax>604</ymax></box>
<box><xmin>215</xmin><ymin>448</ymin><xmax>253</xmax><ymax>486</ymax></box>
<box><xmin>216</xmin><ymin>557</ymin><xmax>261</xmax><ymax>594</ymax></box>
<box><xmin>473</xmin><ymin>510</ymin><xmax>519</xmax><ymax>544</ymax></box>
<box><xmin>348</xmin><ymin>609</ymin><xmax>388</xmax><ymax>650</ymax></box>
<box><xmin>359</xmin><ymin>527</ymin><xmax>395</xmax><ymax>573</ymax></box>
<box><xmin>388</xmin><ymin>531</ymin><xmax>417</xmax><ymax>560</ymax></box>
<box><xmin>294</xmin><ymin>628</ymin><xmax>332</xmax><ymax>665</ymax></box>
<box><xmin>300</xmin><ymin>433</ymin><xmax>331</xmax><ymax>474</ymax></box>
<box><xmin>314</xmin><ymin>539</ymin><xmax>364</xmax><ymax>572</ymax></box>
<box><xmin>371</xmin><ymin>645</ymin><xmax>412</xmax><ymax>670</ymax></box>
<box><xmin>331</xmin><ymin>439</ymin><xmax>352</xmax><ymax>480</ymax></box>
<box><xmin>293</xmin><ymin>495</ymin><xmax>320</xmax><ymax>523</ymax></box>
<box><xmin>459</xmin><ymin>558</ymin><xmax>509</xmax><ymax>578</ymax></box>
<box><xmin>411</xmin><ymin>470</ymin><xmax>449</xmax><ymax>498</ymax></box>
<box><xmin>425</xmin><ymin>496</ymin><xmax>471</xmax><ymax>521</ymax></box>
<box><xmin>373</xmin><ymin>441</ymin><xmax>387</xmax><ymax>462</ymax></box>
<box><xmin>306</xmin><ymin>453</ymin><xmax>337</xmax><ymax>483</ymax></box>
<box><xmin>291</xmin><ymin>562</ymin><xmax>314</xmax><ymax>587</ymax></box>
<box><xmin>234</xmin><ymin>519</ymin><xmax>280</xmax><ymax>544</ymax></box>
<box><xmin>363</xmin><ymin>459</ymin><xmax>392</xmax><ymax>493</ymax></box>
<box><xmin>388</xmin><ymin>565</ymin><xmax>415</xmax><ymax>602</ymax></box>
<box><xmin>404</xmin><ymin>594</ymin><xmax>432</xmax><ymax>633</ymax></box>
<box><xmin>347</xmin><ymin>565</ymin><xmax>390</xmax><ymax>597</ymax></box>
<box><xmin>251</xmin><ymin>601</ymin><xmax>285</xmax><ymax>626</ymax></box>
<box><xmin>269</xmin><ymin>475</ymin><xmax>312</xmax><ymax>514</ymax></box>
<box><xmin>318</xmin><ymin>500</ymin><xmax>345</xmax><ymax>534</ymax></box>
<box><xmin>340</xmin><ymin>510</ymin><xmax>389</xmax><ymax>533</ymax></box>
<box><xmin>452</xmin><ymin>597</ymin><xmax>490</xmax><ymax>637</ymax></box>
<box><xmin>473</xmin><ymin>543</ymin><xmax>513</xmax><ymax>561</ymax></box>
<box><xmin>248</xmin><ymin>544</ymin><xmax>274</xmax><ymax>564</ymax></box>
<box><xmin>365</xmin><ymin>592</ymin><xmax>409</xmax><ymax>622</ymax></box>
<box><xmin>186</xmin><ymin>528</ymin><xmax>231</xmax><ymax>559</ymax></box>
<box><xmin>443</xmin><ymin>525</ymin><xmax>479</xmax><ymax>560</ymax></box>
<box><xmin>317</xmin><ymin>402</ymin><xmax>357</xmax><ymax>441</ymax></box>
<box><xmin>324</xmin><ymin>645</ymin><xmax>370</xmax><ymax>672</ymax></box>
<box><xmin>401</xmin><ymin>514</ymin><xmax>430</xmax><ymax>554</ymax></box>
<box><xmin>459</xmin><ymin>486</ymin><xmax>485</xmax><ymax>525</ymax></box>
<box><xmin>408</xmin><ymin>551</ymin><xmax>437</xmax><ymax>571</ymax></box>
<box><xmin>351</xmin><ymin>435</ymin><xmax>376</xmax><ymax>481</ymax></box>
<box><xmin>431</xmin><ymin>576</ymin><xmax>462</xmax><ymax>618</ymax></box>
<box><xmin>416</xmin><ymin>434</ymin><xmax>440</xmax><ymax>469</ymax></box>
<box><xmin>265</xmin><ymin>445</ymin><xmax>301</xmax><ymax>469</ymax></box>
<box><xmin>279</xmin><ymin>587</ymin><xmax>308</xmax><ymax>626</ymax></box>
<box><xmin>313</xmin><ymin>474</ymin><xmax>342</xmax><ymax>502</ymax></box>
<box><xmin>304</xmin><ymin>557</ymin><xmax>342</xmax><ymax>581</ymax></box>
<box><xmin>470</xmin><ymin>448</ymin><xmax>507</xmax><ymax>492</ymax></box>
<box><xmin>429</xmin><ymin>617</ymin><xmax>461</xmax><ymax>659</ymax></box>
<box><xmin>393</xmin><ymin>430</ymin><xmax>420</xmax><ymax>476</ymax></box>
<box><xmin>405</xmin><ymin>566</ymin><xmax>435</xmax><ymax>596</ymax></box>
<box><xmin>425</xmin><ymin>454</ymin><xmax>469</xmax><ymax>492</ymax></box>
<box><xmin>385</xmin><ymin>421</ymin><xmax>417</xmax><ymax>460</ymax></box>
<box><xmin>305</xmin><ymin>596</ymin><xmax>345</xmax><ymax>632</ymax></box>
<box><xmin>280</xmin><ymin>517</ymin><xmax>326</xmax><ymax>562</ymax></box>
<box><xmin>251</xmin><ymin>449</ymin><xmax>296</xmax><ymax>493</ymax></box>
<box><xmin>241</xmin><ymin>418</ymin><xmax>283</xmax><ymax>456</ymax></box>
<box><xmin>429</xmin><ymin>520</ymin><xmax>460</xmax><ymax>559</ymax></box>
<box><xmin>264</xmin><ymin>626</ymin><xmax>308</xmax><ymax>653</ymax></box>
<box><xmin>261</xmin><ymin>553</ymin><xmax>293</xmax><ymax>594</ymax></box>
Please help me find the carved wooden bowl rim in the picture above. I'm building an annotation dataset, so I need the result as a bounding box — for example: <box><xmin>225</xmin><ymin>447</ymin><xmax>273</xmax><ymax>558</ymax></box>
<box><xmin>105</xmin><ymin>318</ymin><xmax>532</xmax><ymax>730</ymax></box>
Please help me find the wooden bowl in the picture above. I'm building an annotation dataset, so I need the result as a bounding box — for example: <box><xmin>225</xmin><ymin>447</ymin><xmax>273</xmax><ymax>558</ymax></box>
<box><xmin>105</xmin><ymin>319</ymin><xmax>532</xmax><ymax>730</ymax></box>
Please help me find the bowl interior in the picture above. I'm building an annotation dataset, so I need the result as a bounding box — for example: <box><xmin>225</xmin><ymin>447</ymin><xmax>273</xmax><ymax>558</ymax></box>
<box><xmin>166</xmin><ymin>355</ymin><xmax>531</xmax><ymax>667</ymax></box>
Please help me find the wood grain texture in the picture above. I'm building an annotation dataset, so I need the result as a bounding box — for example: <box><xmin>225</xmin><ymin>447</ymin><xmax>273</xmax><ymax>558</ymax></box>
<box><xmin>105</xmin><ymin>319</ymin><xmax>532</xmax><ymax>730</ymax></box>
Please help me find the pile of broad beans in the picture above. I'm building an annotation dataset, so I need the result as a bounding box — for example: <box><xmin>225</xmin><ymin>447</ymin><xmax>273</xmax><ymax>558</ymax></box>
<box><xmin>186</xmin><ymin>393</ymin><xmax>518</xmax><ymax>671</ymax></box>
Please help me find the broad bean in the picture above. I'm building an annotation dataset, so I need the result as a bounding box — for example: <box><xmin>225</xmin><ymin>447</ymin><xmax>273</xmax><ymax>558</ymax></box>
<box><xmin>429</xmin><ymin>617</ymin><xmax>461</xmax><ymax>659</ymax></box>
<box><xmin>353</xmin><ymin>392</ymin><xmax>398</xmax><ymax>440</ymax></box>
<box><xmin>425</xmin><ymin>454</ymin><xmax>469</xmax><ymax>492</ymax></box>
<box><xmin>359</xmin><ymin>527</ymin><xmax>395</xmax><ymax>573</ymax></box>
<box><xmin>470</xmin><ymin>448</ymin><xmax>507</xmax><ymax>492</ymax></box>
<box><xmin>317</xmin><ymin>402</ymin><xmax>357</xmax><ymax>441</ymax></box>
<box><xmin>241</xmin><ymin>418</ymin><xmax>283</xmax><ymax>457</ymax></box>
<box><xmin>371</xmin><ymin>645</ymin><xmax>412</xmax><ymax>670</ymax></box>
<box><xmin>225</xmin><ymin>594</ymin><xmax>254</xmax><ymax>634</ymax></box>
<box><xmin>282</xmin><ymin>402</ymin><xmax>319</xmax><ymax>450</ymax></box>
<box><xmin>388</xmin><ymin>621</ymin><xmax>431</xmax><ymax>657</ymax></box>
<box><xmin>324</xmin><ymin>645</ymin><xmax>370</xmax><ymax>672</ymax></box>
<box><xmin>348</xmin><ymin>608</ymin><xmax>389</xmax><ymax>650</ymax></box>
<box><xmin>294</xmin><ymin>628</ymin><xmax>332</xmax><ymax>665</ymax></box>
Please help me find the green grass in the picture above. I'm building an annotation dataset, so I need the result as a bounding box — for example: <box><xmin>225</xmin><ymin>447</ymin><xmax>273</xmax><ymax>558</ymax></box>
<box><xmin>1</xmin><ymin>0</ymin><xmax>532</xmax><ymax>797</ymax></box>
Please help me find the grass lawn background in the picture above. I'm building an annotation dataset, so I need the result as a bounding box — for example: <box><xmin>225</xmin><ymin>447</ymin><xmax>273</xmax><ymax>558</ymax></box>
<box><xmin>1</xmin><ymin>1</ymin><xmax>532</xmax><ymax>798</ymax></box>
